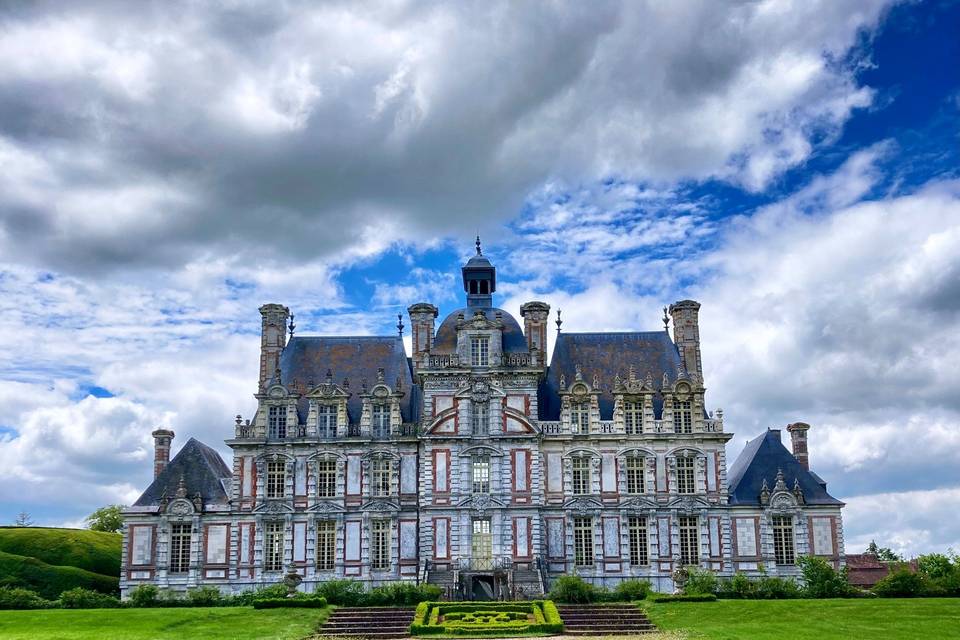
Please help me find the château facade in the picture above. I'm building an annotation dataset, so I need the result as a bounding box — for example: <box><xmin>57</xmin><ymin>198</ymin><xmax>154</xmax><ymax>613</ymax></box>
<box><xmin>121</xmin><ymin>243</ymin><xmax>845</xmax><ymax>598</ymax></box>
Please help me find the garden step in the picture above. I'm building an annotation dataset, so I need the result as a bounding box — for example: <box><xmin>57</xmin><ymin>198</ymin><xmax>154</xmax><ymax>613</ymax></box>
<box><xmin>557</xmin><ymin>604</ymin><xmax>656</xmax><ymax>636</ymax></box>
<box><xmin>317</xmin><ymin>606</ymin><xmax>415</xmax><ymax>638</ymax></box>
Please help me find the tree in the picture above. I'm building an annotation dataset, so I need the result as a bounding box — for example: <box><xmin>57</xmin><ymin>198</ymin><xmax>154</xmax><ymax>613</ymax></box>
<box><xmin>86</xmin><ymin>505</ymin><xmax>126</xmax><ymax>533</ymax></box>
<box><xmin>13</xmin><ymin>511</ymin><xmax>34</xmax><ymax>527</ymax></box>
<box><xmin>866</xmin><ymin>540</ymin><xmax>902</xmax><ymax>562</ymax></box>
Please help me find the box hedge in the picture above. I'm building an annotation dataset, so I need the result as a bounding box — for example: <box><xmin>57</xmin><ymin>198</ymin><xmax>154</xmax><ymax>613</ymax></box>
<box><xmin>410</xmin><ymin>600</ymin><xmax>562</xmax><ymax>636</ymax></box>
<box><xmin>252</xmin><ymin>596</ymin><xmax>327</xmax><ymax>609</ymax></box>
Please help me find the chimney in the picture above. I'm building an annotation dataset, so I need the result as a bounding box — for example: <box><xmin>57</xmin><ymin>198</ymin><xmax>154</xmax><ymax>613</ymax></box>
<box><xmin>259</xmin><ymin>304</ymin><xmax>290</xmax><ymax>390</ymax></box>
<box><xmin>151</xmin><ymin>428</ymin><xmax>175</xmax><ymax>479</ymax></box>
<box><xmin>787</xmin><ymin>422</ymin><xmax>811</xmax><ymax>470</ymax></box>
<box><xmin>669</xmin><ymin>300</ymin><xmax>703</xmax><ymax>383</ymax></box>
<box><xmin>407</xmin><ymin>303</ymin><xmax>438</xmax><ymax>373</ymax></box>
<box><xmin>520</xmin><ymin>301</ymin><xmax>550</xmax><ymax>368</ymax></box>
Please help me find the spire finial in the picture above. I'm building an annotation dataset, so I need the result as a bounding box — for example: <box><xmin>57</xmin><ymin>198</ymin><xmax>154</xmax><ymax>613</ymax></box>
<box><xmin>475</xmin><ymin>235</ymin><xmax>482</xmax><ymax>255</ymax></box>
<box><xmin>288</xmin><ymin>313</ymin><xmax>296</xmax><ymax>338</ymax></box>
<box><xmin>662</xmin><ymin>306</ymin><xmax>669</xmax><ymax>331</ymax></box>
<box><xmin>555</xmin><ymin>308</ymin><xmax>562</xmax><ymax>333</ymax></box>
<box><xmin>397</xmin><ymin>312</ymin><xmax>404</xmax><ymax>337</ymax></box>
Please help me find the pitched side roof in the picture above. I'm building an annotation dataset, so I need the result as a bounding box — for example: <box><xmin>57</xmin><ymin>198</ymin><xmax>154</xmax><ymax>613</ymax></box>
<box><xmin>539</xmin><ymin>331</ymin><xmax>684</xmax><ymax>421</ymax></box>
<box><xmin>727</xmin><ymin>429</ymin><xmax>844</xmax><ymax>506</ymax></box>
<box><xmin>278</xmin><ymin>336</ymin><xmax>419</xmax><ymax>423</ymax></box>
<box><xmin>133</xmin><ymin>438</ymin><xmax>232</xmax><ymax>507</ymax></box>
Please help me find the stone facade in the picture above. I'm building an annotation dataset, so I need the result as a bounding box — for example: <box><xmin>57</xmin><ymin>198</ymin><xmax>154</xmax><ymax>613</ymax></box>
<box><xmin>121</xmin><ymin>244</ymin><xmax>845</xmax><ymax>598</ymax></box>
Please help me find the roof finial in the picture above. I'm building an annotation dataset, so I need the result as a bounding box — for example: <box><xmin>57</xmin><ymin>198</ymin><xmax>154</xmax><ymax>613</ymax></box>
<box><xmin>662</xmin><ymin>306</ymin><xmax>669</xmax><ymax>331</ymax></box>
<box><xmin>288</xmin><ymin>313</ymin><xmax>296</xmax><ymax>337</ymax></box>
<box><xmin>397</xmin><ymin>312</ymin><xmax>404</xmax><ymax>337</ymax></box>
<box><xmin>555</xmin><ymin>308</ymin><xmax>562</xmax><ymax>334</ymax></box>
<box><xmin>475</xmin><ymin>235</ymin><xmax>482</xmax><ymax>255</ymax></box>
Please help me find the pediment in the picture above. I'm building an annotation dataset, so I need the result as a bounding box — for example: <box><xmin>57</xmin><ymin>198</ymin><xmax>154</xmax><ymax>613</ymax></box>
<box><xmin>666</xmin><ymin>495</ymin><xmax>711</xmax><ymax>512</ymax></box>
<box><xmin>456</xmin><ymin>495</ymin><xmax>506</xmax><ymax>512</ymax></box>
<box><xmin>359</xmin><ymin>499</ymin><xmax>400</xmax><ymax>513</ymax></box>
<box><xmin>254</xmin><ymin>500</ymin><xmax>294</xmax><ymax>514</ymax></box>
<box><xmin>309</xmin><ymin>500</ymin><xmax>346</xmax><ymax>513</ymax></box>
<box><xmin>620</xmin><ymin>496</ymin><xmax>659</xmax><ymax>511</ymax></box>
<box><xmin>459</xmin><ymin>444</ymin><xmax>504</xmax><ymax>457</ymax></box>
<box><xmin>563</xmin><ymin>496</ymin><xmax>604</xmax><ymax>513</ymax></box>
<box><xmin>307</xmin><ymin>382</ymin><xmax>350</xmax><ymax>399</ymax></box>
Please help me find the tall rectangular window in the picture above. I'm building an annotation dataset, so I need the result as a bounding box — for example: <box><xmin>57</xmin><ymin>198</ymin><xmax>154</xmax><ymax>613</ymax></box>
<box><xmin>472</xmin><ymin>518</ymin><xmax>492</xmax><ymax>560</ymax></box>
<box><xmin>371</xmin><ymin>520</ymin><xmax>390</xmax><ymax>570</ymax></box>
<box><xmin>624</xmin><ymin>400</ymin><xmax>643</xmax><ymax>434</ymax></box>
<box><xmin>570</xmin><ymin>402</ymin><xmax>590</xmax><ymax>434</ymax></box>
<box><xmin>470</xmin><ymin>336</ymin><xmax>489</xmax><ymax>366</ymax></box>
<box><xmin>628</xmin><ymin>516</ymin><xmax>648</xmax><ymax>566</ymax></box>
<box><xmin>676</xmin><ymin>457</ymin><xmax>695</xmax><ymax>495</ymax></box>
<box><xmin>316</xmin><ymin>520</ymin><xmax>335</xmax><ymax>570</ymax></box>
<box><xmin>773</xmin><ymin>516</ymin><xmax>796</xmax><ymax>565</ymax></box>
<box><xmin>472</xmin><ymin>401</ymin><xmax>488</xmax><ymax>435</ymax></box>
<box><xmin>679</xmin><ymin>516</ymin><xmax>699</xmax><ymax>566</ymax></box>
<box><xmin>472</xmin><ymin>455</ymin><xmax>490</xmax><ymax>494</ymax></box>
<box><xmin>268</xmin><ymin>405</ymin><xmax>287</xmax><ymax>439</ymax></box>
<box><xmin>372</xmin><ymin>404</ymin><xmax>390</xmax><ymax>437</ymax></box>
<box><xmin>317</xmin><ymin>404</ymin><xmax>337</xmax><ymax>438</ymax></box>
<box><xmin>372</xmin><ymin>459</ymin><xmax>392</xmax><ymax>497</ymax></box>
<box><xmin>169</xmin><ymin>523</ymin><xmax>191</xmax><ymax>573</ymax></box>
<box><xmin>571</xmin><ymin>457</ymin><xmax>591</xmax><ymax>495</ymax></box>
<box><xmin>573</xmin><ymin>517</ymin><xmax>594</xmax><ymax>567</ymax></box>
<box><xmin>266</xmin><ymin>460</ymin><xmax>286</xmax><ymax>498</ymax></box>
<box><xmin>674</xmin><ymin>400</ymin><xmax>693</xmax><ymax>434</ymax></box>
<box><xmin>626</xmin><ymin>456</ymin><xmax>645</xmax><ymax>494</ymax></box>
<box><xmin>316</xmin><ymin>459</ymin><xmax>337</xmax><ymax>498</ymax></box>
<box><xmin>264</xmin><ymin>521</ymin><xmax>284</xmax><ymax>571</ymax></box>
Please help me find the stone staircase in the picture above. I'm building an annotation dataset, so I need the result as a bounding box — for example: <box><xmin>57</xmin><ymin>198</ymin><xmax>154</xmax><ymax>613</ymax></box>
<box><xmin>557</xmin><ymin>603</ymin><xmax>657</xmax><ymax>636</ymax></box>
<box><xmin>316</xmin><ymin>606</ymin><xmax>415</xmax><ymax>638</ymax></box>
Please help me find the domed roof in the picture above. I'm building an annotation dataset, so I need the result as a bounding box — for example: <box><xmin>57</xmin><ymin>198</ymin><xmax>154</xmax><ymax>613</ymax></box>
<box><xmin>432</xmin><ymin>307</ymin><xmax>528</xmax><ymax>354</ymax></box>
<box><xmin>465</xmin><ymin>254</ymin><xmax>493</xmax><ymax>267</ymax></box>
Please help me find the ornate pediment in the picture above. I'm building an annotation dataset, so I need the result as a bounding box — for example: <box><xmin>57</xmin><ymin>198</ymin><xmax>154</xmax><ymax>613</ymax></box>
<box><xmin>359</xmin><ymin>499</ymin><xmax>400</xmax><ymax>513</ymax></box>
<box><xmin>666</xmin><ymin>495</ymin><xmax>711</xmax><ymax>512</ymax></box>
<box><xmin>458</xmin><ymin>444</ymin><xmax>504</xmax><ymax>458</ymax></box>
<box><xmin>309</xmin><ymin>500</ymin><xmax>346</xmax><ymax>514</ymax></box>
<box><xmin>456</xmin><ymin>495</ymin><xmax>506</xmax><ymax>513</ymax></box>
<box><xmin>254</xmin><ymin>500</ymin><xmax>294</xmax><ymax>514</ymax></box>
<box><xmin>563</xmin><ymin>496</ymin><xmax>603</xmax><ymax>514</ymax></box>
<box><xmin>619</xmin><ymin>496</ymin><xmax>658</xmax><ymax>512</ymax></box>
<box><xmin>166</xmin><ymin>498</ymin><xmax>195</xmax><ymax>517</ymax></box>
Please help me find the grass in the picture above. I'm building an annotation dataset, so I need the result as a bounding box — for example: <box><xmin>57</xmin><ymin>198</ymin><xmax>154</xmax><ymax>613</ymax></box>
<box><xmin>0</xmin><ymin>527</ymin><xmax>121</xmax><ymax>577</ymax></box>
<box><xmin>0</xmin><ymin>550</ymin><xmax>119</xmax><ymax>599</ymax></box>
<box><xmin>642</xmin><ymin>597</ymin><xmax>960</xmax><ymax>639</ymax></box>
<box><xmin>0</xmin><ymin>606</ymin><xmax>331</xmax><ymax>640</ymax></box>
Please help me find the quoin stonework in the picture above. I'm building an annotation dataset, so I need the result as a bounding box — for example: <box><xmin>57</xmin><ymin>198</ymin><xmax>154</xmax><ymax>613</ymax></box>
<box><xmin>121</xmin><ymin>242</ymin><xmax>845</xmax><ymax>599</ymax></box>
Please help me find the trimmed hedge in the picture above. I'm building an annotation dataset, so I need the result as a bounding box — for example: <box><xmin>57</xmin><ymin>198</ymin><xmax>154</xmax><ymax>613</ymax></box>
<box><xmin>0</xmin><ymin>527</ymin><xmax>121</xmax><ymax>577</ymax></box>
<box><xmin>0</xmin><ymin>550</ymin><xmax>119</xmax><ymax>599</ymax></box>
<box><xmin>410</xmin><ymin>600</ymin><xmax>563</xmax><ymax>636</ymax></box>
<box><xmin>0</xmin><ymin>587</ymin><xmax>57</xmax><ymax>609</ymax></box>
<box><xmin>252</xmin><ymin>596</ymin><xmax>327</xmax><ymax>609</ymax></box>
<box><xmin>548</xmin><ymin>575</ymin><xmax>652</xmax><ymax>603</ymax></box>
<box><xmin>59</xmin><ymin>587</ymin><xmax>121</xmax><ymax>609</ymax></box>
<box><xmin>650</xmin><ymin>593</ymin><xmax>718</xmax><ymax>603</ymax></box>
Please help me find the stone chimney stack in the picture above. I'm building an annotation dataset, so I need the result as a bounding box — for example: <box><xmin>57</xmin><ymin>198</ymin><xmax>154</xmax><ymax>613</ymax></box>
<box><xmin>407</xmin><ymin>303</ymin><xmax>438</xmax><ymax>373</ymax></box>
<box><xmin>259</xmin><ymin>304</ymin><xmax>290</xmax><ymax>390</ymax></box>
<box><xmin>669</xmin><ymin>300</ymin><xmax>703</xmax><ymax>383</ymax></box>
<box><xmin>787</xmin><ymin>422</ymin><xmax>811</xmax><ymax>470</ymax></box>
<box><xmin>151</xmin><ymin>428</ymin><xmax>175</xmax><ymax>479</ymax></box>
<box><xmin>520</xmin><ymin>301</ymin><xmax>551</xmax><ymax>368</ymax></box>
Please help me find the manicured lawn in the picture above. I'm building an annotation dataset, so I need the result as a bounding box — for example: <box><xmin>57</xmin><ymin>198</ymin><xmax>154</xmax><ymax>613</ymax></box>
<box><xmin>642</xmin><ymin>597</ymin><xmax>960</xmax><ymax>639</ymax></box>
<box><xmin>0</xmin><ymin>606</ymin><xmax>330</xmax><ymax>640</ymax></box>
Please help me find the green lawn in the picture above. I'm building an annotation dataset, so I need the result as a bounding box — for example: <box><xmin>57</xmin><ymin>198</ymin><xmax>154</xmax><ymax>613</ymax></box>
<box><xmin>642</xmin><ymin>598</ymin><xmax>960</xmax><ymax>639</ymax></box>
<box><xmin>0</xmin><ymin>606</ymin><xmax>330</xmax><ymax>640</ymax></box>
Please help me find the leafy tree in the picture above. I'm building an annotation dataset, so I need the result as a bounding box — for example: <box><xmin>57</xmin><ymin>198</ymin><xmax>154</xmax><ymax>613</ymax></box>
<box><xmin>865</xmin><ymin>540</ymin><xmax>901</xmax><ymax>562</ymax></box>
<box><xmin>798</xmin><ymin>555</ymin><xmax>853</xmax><ymax>598</ymax></box>
<box><xmin>85</xmin><ymin>505</ymin><xmax>125</xmax><ymax>533</ymax></box>
<box><xmin>13</xmin><ymin>512</ymin><xmax>33</xmax><ymax>527</ymax></box>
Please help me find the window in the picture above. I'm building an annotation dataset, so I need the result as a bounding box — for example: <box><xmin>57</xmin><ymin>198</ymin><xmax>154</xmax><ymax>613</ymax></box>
<box><xmin>372</xmin><ymin>404</ymin><xmax>390</xmax><ymax>437</ymax></box>
<box><xmin>316</xmin><ymin>520</ymin><xmax>335</xmax><ymax>570</ymax></box>
<box><xmin>169</xmin><ymin>523</ymin><xmax>191</xmax><ymax>573</ymax></box>
<box><xmin>674</xmin><ymin>400</ymin><xmax>693</xmax><ymax>434</ymax></box>
<box><xmin>472</xmin><ymin>456</ymin><xmax>490</xmax><ymax>494</ymax></box>
<box><xmin>571</xmin><ymin>457</ymin><xmax>591</xmax><ymax>495</ymax></box>
<box><xmin>371</xmin><ymin>520</ymin><xmax>390</xmax><ymax>570</ymax></box>
<box><xmin>625</xmin><ymin>456</ymin><xmax>645</xmax><ymax>494</ymax></box>
<box><xmin>624</xmin><ymin>400</ymin><xmax>643</xmax><ymax>434</ymax></box>
<box><xmin>773</xmin><ymin>516</ymin><xmax>796</xmax><ymax>565</ymax></box>
<box><xmin>268</xmin><ymin>405</ymin><xmax>287</xmax><ymax>439</ymax></box>
<box><xmin>372</xmin><ymin>459</ymin><xmax>392</xmax><ymax>497</ymax></box>
<box><xmin>316</xmin><ymin>459</ymin><xmax>337</xmax><ymax>498</ymax></box>
<box><xmin>264</xmin><ymin>521</ymin><xmax>285</xmax><ymax>571</ymax></box>
<box><xmin>472</xmin><ymin>518</ymin><xmax>492</xmax><ymax>560</ymax></box>
<box><xmin>573</xmin><ymin>517</ymin><xmax>594</xmax><ymax>567</ymax></box>
<box><xmin>570</xmin><ymin>401</ymin><xmax>590</xmax><ymax>434</ymax></box>
<box><xmin>266</xmin><ymin>460</ymin><xmax>286</xmax><ymax>498</ymax></box>
<box><xmin>317</xmin><ymin>404</ymin><xmax>337</xmax><ymax>438</ymax></box>
<box><xmin>676</xmin><ymin>456</ymin><xmax>695</xmax><ymax>495</ymax></box>
<box><xmin>470</xmin><ymin>336</ymin><xmax>489</xmax><ymax>366</ymax></box>
<box><xmin>679</xmin><ymin>516</ymin><xmax>699</xmax><ymax>566</ymax></box>
<box><xmin>628</xmin><ymin>517</ymin><xmax>648</xmax><ymax>566</ymax></box>
<box><xmin>472</xmin><ymin>401</ymin><xmax>488</xmax><ymax>435</ymax></box>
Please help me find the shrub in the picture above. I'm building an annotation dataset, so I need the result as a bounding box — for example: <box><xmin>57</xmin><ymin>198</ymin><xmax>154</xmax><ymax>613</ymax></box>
<box><xmin>128</xmin><ymin>584</ymin><xmax>160</xmax><ymax>607</ymax></box>
<box><xmin>59</xmin><ymin>587</ymin><xmax>120</xmax><ymax>609</ymax></box>
<box><xmin>650</xmin><ymin>593</ymin><xmax>718</xmax><ymax>603</ymax></box>
<box><xmin>252</xmin><ymin>596</ymin><xmax>327</xmax><ymax>609</ymax></box>
<box><xmin>314</xmin><ymin>578</ymin><xmax>367</xmax><ymax>606</ymax></box>
<box><xmin>187</xmin><ymin>586</ymin><xmax>224</xmax><ymax>607</ymax></box>
<box><xmin>0</xmin><ymin>586</ymin><xmax>56</xmax><ymax>609</ymax></box>
<box><xmin>755</xmin><ymin>575</ymin><xmax>802</xmax><ymax>599</ymax></box>
<box><xmin>231</xmin><ymin>584</ymin><xmax>290</xmax><ymax>606</ymax></box>
<box><xmin>366</xmin><ymin>582</ymin><xmax>443</xmax><ymax>606</ymax></box>
<box><xmin>719</xmin><ymin>572</ymin><xmax>755</xmax><ymax>599</ymax></box>
<box><xmin>548</xmin><ymin>575</ymin><xmax>597</xmax><ymax>603</ymax></box>
<box><xmin>612</xmin><ymin>579</ymin><xmax>651</xmax><ymax>601</ymax></box>
<box><xmin>872</xmin><ymin>569</ymin><xmax>928</xmax><ymax>598</ymax></box>
<box><xmin>798</xmin><ymin>556</ymin><xmax>853</xmax><ymax>598</ymax></box>
<box><xmin>684</xmin><ymin>568</ymin><xmax>718</xmax><ymax>595</ymax></box>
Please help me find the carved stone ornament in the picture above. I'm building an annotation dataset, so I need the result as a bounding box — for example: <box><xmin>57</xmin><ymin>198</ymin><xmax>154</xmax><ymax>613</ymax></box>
<box><xmin>167</xmin><ymin>499</ymin><xmax>194</xmax><ymax>516</ymax></box>
<box><xmin>257</xmin><ymin>500</ymin><xmax>292</xmax><ymax>514</ymax></box>
<box><xmin>473</xmin><ymin>494</ymin><xmax>490</xmax><ymax>514</ymax></box>
<box><xmin>470</xmin><ymin>380</ymin><xmax>490</xmax><ymax>404</ymax></box>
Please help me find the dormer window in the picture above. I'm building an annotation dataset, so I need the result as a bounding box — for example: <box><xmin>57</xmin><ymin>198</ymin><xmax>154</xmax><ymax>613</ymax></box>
<box><xmin>570</xmin><ymin>401</ymin><xmax>590</xmax><ymax>434</ymax></box>
<box><xmin>268</xmin><ymin>405</ymin><xmax>287</xmax><ymax>439</ymax></box>
<box><xmin>472</xmin><ymin>401</ymin><xmax>488</xmax><ymax>435</ymax></box>
<box><xmin>674</xmin><ymin>400</ymin><xmax>693</xmax><ymax>434</ymax></box>
<box><xmin>317</xmin><ymin>404</ymin><xmax>337</xmax><ymax>438</ymax></box>
<box><xmin>470</xmin><ymin>336</ymin><xmax>489</xmax><ymax>366</ymax></box>
<box><xmin>624</xmin><ymin>400</ymin><xmax>643</xmax><ymax>434</ymax></box>
<box><xmin>372</xmin><ymin>404</ymin><xmax>390</xmax><ymax>438</ymax></box>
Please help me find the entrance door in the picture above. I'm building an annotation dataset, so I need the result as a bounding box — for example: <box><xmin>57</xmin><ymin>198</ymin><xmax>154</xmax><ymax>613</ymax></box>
<box><xmin>472</xmin><ymin>518</ymin><xmax>492</xmax><ymax>569</ymax></box>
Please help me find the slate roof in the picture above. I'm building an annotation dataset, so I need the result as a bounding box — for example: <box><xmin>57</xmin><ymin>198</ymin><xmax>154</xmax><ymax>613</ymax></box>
<box><xmin>538</xmin><ymin>331</ymin><xmax>685</xmax><ymax>421</ymax></box>
<box><xmin>278</xmin><ymin>336</ymin><xmax>419</xmax><ymax>423</ymax></box>
<box><xmin>727</xmin><ymin>429</ymin><xmax>844</xmax><ymax>506</ymax></box>
<box><xmin>432</xmin><ymin>307</ymin><xmax>528</xmax><ymax>354</ymax></box>
<box><xmin>133</xmin><ymin>438</ymin><xmax>232</xmax><ymax>507</ymax></box>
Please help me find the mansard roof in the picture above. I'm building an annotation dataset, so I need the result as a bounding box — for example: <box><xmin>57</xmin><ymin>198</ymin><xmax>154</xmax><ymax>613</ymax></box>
<box><xmin>278</xmin><ymin>335</ymin><xmax>420</xmax><ymax>423</ymax></box>
<box><xmin>538</xmin><ymin>331</ymin><xmax>685</xmax><ymax>421</ymax></box>
<box><xmin>432</xmin><ymin>307</ymin><xmax>528</xmax><ymax>354</ymax></box>
<box><xmin>133</xmin><ymin>438</ymin><xmax>232</xmax><ymax>507</ymax></box>
<box><xmin>727</xmin><ymin>429</ymin><xmax>844</xmax><ymax>506</ymax></box>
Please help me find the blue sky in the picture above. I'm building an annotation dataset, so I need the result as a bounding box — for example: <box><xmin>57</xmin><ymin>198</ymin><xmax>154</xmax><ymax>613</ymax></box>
<box><xmin>0</xmin><ymin>0</ymin><xmax>958</xmax><ymax>556</ymax></box>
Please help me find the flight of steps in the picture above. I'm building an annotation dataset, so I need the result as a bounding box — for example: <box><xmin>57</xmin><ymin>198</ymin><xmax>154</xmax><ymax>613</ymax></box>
<box><xmin>511</xmin><ymin>568</ymin><xmax>544</xmax><ymax>598</ymax></box>
<box><xmin>316</xmin><ymin>606</ymin><xmax>415</xmax><ymax>638</ymax></box>
<box><xmin>558</xmin><ymin>603</ymin><xmax>657</xmax><ymax>636</ymax></box>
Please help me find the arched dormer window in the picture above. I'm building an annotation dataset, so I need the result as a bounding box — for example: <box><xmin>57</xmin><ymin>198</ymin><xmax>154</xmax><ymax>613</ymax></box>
<box><xmin>570</xmin><ymin>401</ymin><xmax>590</xmax><ymax>434</ymax></box>
<box><xmin>317</xmin><ymin>404</ymin><xmax>337</xmax><ymax>438</ymax></box>
<box><xmin>371</xmin><ymin>403</ymin><xmax>390</xmax><ymax>438</ymax></box>
<box><xmin>674</xmin><ymin>399</ymin><xmax>693</xmax><ymax>434</ymax></box>
<box><xmin>624</xmin><ymin>399</ymin><xmax>643</xmax><ymax>434</ymax></box>
<box><xmin>268</xmin><ymin>405</ymin><xmax>287</xmax><ymax>439</ymax></box>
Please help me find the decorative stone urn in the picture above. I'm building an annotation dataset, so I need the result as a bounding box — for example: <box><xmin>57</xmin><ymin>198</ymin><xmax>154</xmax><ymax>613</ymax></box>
<box><xmin>283</xmin><ymin>567</ymin><xmax>303</xmax><ymax>598</ymax></box>
<box><xmin>671</xmin><ymin>566</ymin><xmax>689</xmax><ymax>595</ymax></box>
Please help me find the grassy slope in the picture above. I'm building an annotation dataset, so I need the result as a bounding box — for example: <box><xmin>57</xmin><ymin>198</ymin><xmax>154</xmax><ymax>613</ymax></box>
<box><xmin>0</xmin><ymin>527</ymin><xmax>121</xmax><ymax>577</ymax></box>
<box><xmin>0</xmin><ymin>607</ymin><xmax>331</xmax><ymax>640</ymax></box>
<box><xmin>0</xmin><ymin>550</ymin><xmax>119</xmax><ymax>599</ymax></box>
<box><xmin>643</xmin><ymin>598</ymin><xmax>960</xmax><ymax>639</ymax></box>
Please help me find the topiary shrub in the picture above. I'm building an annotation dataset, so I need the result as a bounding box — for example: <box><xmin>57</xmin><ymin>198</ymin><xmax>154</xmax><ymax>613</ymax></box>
<box><xmin>548</xmin><ymin>575</ymin><xmax>597</xmax><ymax>603</ymax></box>
<box><xmin>684</xmin><ymin>568</ymin><xmax>718</xmax><ymax>595</ymax></box>
<box><xmin>798</xmin><ymin>556</ymin><xmax>854</xmax><ymax>598</ymax></box>
<box><xmin>315</xmin><ymin>578</ymin><xmax>367</xmax><ymax>606</ymax></box>
<box><xmin>872</xmin><ymin>569</ymin><xmax>928</xmax><ymax>598</ymax></box>
<box><xmin>612</xmin><ymin>579</ymin><xmax>651</xmax><ymax>601</ymax></box>
<box><xmin>0</xmin><ymin>586</ymin><xmax>57</xmax><ymax>609</ymax></box>
<box><xmin>59</xmin><ymin>587</ymin><xmax>120</xmax><ymax>609</ymax></box>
